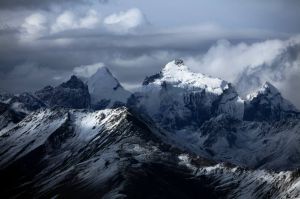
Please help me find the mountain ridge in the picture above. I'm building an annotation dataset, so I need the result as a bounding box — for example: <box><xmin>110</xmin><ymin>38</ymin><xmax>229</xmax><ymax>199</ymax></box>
<box><xmin>1</xmin><ymin>59</ymin><xmax>300</xmax><ymax>198</ymax></box>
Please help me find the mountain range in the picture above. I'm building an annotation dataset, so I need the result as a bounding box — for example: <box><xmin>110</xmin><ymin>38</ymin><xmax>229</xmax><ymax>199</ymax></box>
<box><xmin>1</xmin><ymin>59</ymin><xmax>300</xmax><ymax>199</ymax></box>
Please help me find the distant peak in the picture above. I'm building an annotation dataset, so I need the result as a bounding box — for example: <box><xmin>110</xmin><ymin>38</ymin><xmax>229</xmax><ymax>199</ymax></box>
<box><xmin>262</xmin><ymin>81</ymin><xmax>280</xmax><ymax>94</ymax></box>
<box><xmin>96</xmin><ymin>66</ymin><xmax>109</xmax><ymax>72</ymax></box>
<box><xmin>70</xmin><ymin>75</ymin><xmax>79</xmax><ymax>81</ymax></box>
<box><xmin>87</xmin><ymin>65</ymin><xmax>131</xmax><ymax>106</ymax></box>
<box><xmin>143</xmin><ymin>60</ymin><xmax>229</xmax><ymax>95</ymax></box>
<box><xmin>61</xmin><ymin>75</ymin><xmax>85</xmax><ymax>89</ymax></box>
<box><xmin>93</xmin><ymin>66</ymin><xmax>113</xmax><ymax>77</ymax></box>
<box><xmin>247</xmin><ymin>81</ymin><xmax>281</xmax><ymax>100</ymax></box>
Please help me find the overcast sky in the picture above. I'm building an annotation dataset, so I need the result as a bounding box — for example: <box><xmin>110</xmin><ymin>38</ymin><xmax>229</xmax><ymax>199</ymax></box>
<box><xmin>0</xmin><ymin>0</ymin><xmax>300</xmax><ymax>107</ymax></box>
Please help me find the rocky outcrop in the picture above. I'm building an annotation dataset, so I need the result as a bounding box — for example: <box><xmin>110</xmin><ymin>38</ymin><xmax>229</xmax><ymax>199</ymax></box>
<box><xmin>35</xmin><ymin>75</ymin><xmax>91</xmax><ymax>109</ymax></box>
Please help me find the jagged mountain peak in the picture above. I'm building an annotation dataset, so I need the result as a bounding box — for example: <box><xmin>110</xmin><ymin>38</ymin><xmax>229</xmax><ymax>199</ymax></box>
<box><xmin>162</xmin><ymin>59</ymin><xmax>190</xmax><ymax>73</ymax></box>
<box><xmin>60</xmin><ymin>75</ymin><xmax>86</xmax><ymax>89</ymax></box>
<box><xmin>131</xmin><ymin>60</ymin><xmax>245</xmax><ymax>131</ymax></box>
<box><xmin>262</xmin><ymin>81</ymin><xmax>279</xmax><ymax>93</ymax></box>
<box><xmin>247</xmin><ymin>81</ymin><xmax>280</xmax><ymax>100</ymax></box>
<box><xmin>35</xmin><ymin>75</ymin><xmax>91</xmax><ymax>109</ymax></box>
<box><xmin>246</xmin><ymin>81</ymin><xmax>297</xmax><ymax>111</ymax></box>
<box><xmin>142</xmin><ymin>59</ymin><xmax>189</xmax><ymax>86</ymax></box>
<box><xmin>244</xmin><ymin>81</ymin><xmax>298</xmax><ymax>121</ymax></box>
<box><xmin>89</xmin><ymin>66</ymin><xmax>116</xmax><ymax>84</ymax></box>
<box><xmin>87</xmin><ymin>66</ymin><xmax>131</xmax><ymax>109</ymax></box>
<box><xmin>93</xmin><ymin>65</ymin><xmax>111</xmax><ymax>76</ymax></box>
<box><xmin>145</xmin><ymin>59</ymin><xmax>229</xmax><ymax>96</ymax></box>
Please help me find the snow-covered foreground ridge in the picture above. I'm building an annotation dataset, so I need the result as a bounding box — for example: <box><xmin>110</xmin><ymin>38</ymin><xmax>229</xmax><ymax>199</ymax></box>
<box><xmin>0</xmin><ymin>59</ymin><xmax>300</xmax><ymax>198</ymax></box>
<box><xmin>1</xmin><ymin>107</ymin><xmax>300</xmax><ymax>198</ymax></box>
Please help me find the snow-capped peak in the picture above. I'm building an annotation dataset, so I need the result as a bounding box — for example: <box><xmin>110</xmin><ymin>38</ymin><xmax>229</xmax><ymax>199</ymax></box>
<box><xmin>244</xmin><ymin>81</ymin><xmax>299</xmax><ymax>121</ymax></box>
<box><xmin>261</xmin><ymin>81</ymin><xmax>280</xmax><ymax>94</ymax></box>
<box><xmin>162</xmin><ymin>59</ymin><xmax>190</xmax><ymax>73</ymax></box>
<box><xmin>87</xmin><ymin>66</ymin><xmax>131</xmax><ymax>109</ymax></box>
<box><xmin>247</xmin><ymin>81</ymin><xmax>280</xmax><ymax>100</ymax></box>
<box><xmin>131</xmin><ymin>60</ymin><xmax>245</xmax><ymax>129</ymax></box>
<box><xmin>156</xmin><ymin>59</ymin><xmax>229</xmax><ymax>95</ymax></box>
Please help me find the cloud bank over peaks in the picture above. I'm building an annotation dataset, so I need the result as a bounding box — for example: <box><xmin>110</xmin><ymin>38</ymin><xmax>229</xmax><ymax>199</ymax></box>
<box><xmin>184</xmin><ymin>35</ymin><xmax>300</xmax><ymax>108</ymax></box>
<box><xmin>185</xmin><ymin>39</ymin><xmax>287</xmax><ymax>82</ymax></box>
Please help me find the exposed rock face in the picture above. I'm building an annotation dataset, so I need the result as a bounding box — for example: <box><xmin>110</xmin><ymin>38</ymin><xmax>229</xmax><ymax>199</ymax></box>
<box><xmin>1</xmin><ymin>107</ymin><xmax>300</xmax><ymax>199</ymax></box>
<box><xmin>35</xmin><ymin>75</ymin><xmax>91</xmax><ymax>109</ymax></box>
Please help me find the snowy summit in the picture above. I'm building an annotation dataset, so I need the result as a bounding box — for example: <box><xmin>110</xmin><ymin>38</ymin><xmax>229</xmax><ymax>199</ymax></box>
<box><xmin>87</xmin><ymin>66</ymin><xmax>131</xmax><ymax>109</ymax></box>
<box><xmin>157</xmin><ymin>59</ymin><xmax>229</xmax><ymax>95</ymax></box>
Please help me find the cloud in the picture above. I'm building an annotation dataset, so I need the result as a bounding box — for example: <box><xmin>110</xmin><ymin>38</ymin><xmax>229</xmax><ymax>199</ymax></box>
<box><xmin>104</xmin><ymin>8</ymin><xmax>147</xmax><ymax>33</ymax></box>
<box><xmin>185</xmin><ymin>39</ymin><xmax>286</xmax><ymax>82</ymax></box>
<box><xmin>51</xmin><ymin>10</ymin><xmax>101</xmax><ymax>33</ymax></box>
<box><xmin>18</xmin><ymin>8</ymin><xmax>148</xmax><ymax>41</ymax></box>
<box><xmin>19</xmin><ymin>9</ymin><xmax>102</xmax><ymax>41</ymax></box>
<box><xmin>0</xmin><ymin>0</ymin><xmax>109</xmax><ymax>9</ymax></box>
<box><xmin>73</xmin><ymin>62</ymin><xmax>105</xmax><ymax>78</ymax></box>
<box><xmin>21</xmin><ymin>13</ymin><xmax>48</xmax><ymax>41</ymax></box>
<box><xmin>184</xmin><ymin>36</ymin><xmax>300</xmax><ymax>108</ymax></box>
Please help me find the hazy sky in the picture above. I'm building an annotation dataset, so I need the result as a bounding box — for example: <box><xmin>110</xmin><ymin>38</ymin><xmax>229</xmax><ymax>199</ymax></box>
<box><xmin>0</xmin><ymin>0</ymin><xmax>300</xmax><ymax>107</ymax></box>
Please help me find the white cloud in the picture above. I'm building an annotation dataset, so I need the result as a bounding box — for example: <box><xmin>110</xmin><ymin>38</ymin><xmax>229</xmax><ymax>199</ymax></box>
<box><xmin>185</xmin><ymin>39</ymin><xmax>286</xmax><ymax>82</ymax></box>
<box><xmin>51</xmin><ymin>9</ymin><xmax>101</xmax><ymax>33</ymax></box>
<box><xmin>21</xmin><ymin>13</ymin><xmax>48</xmax><ymax>41</ymax></box>
<box><xmin>19</xmin><ymin>8</ymin><xmax>147</xmax><ymax>41</ymax></box>
<box><xmin>18</xmin><ymin>9</ymin><xmax>103</xmax><ymax>42</ymax></box>
<box><xmin>73</xmin><ymin>62</ymin><xmax>105</xmax><ymax>78</ymax></box>
<box><xmin>104</xmin><ymin>8</ymin><xmax>147</xmax><ymax>33</ymax></box>
<box><xmin>79</xmin><ymin>10</ymin><xmax>100</xmax><ymax>29</ymax></box>
<box><xmin>51</xmin><ymin>11</ymin><xmax>76</xmax><ymax>33</ymax></box>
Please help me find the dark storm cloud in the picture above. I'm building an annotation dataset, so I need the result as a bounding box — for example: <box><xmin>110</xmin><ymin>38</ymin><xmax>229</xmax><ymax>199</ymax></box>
<box><xmin>0</xmin><ymin>24</ymin><xmax>300</xmax><ymax>108</ymax></box>
<box><xmin>0</xmin><ymin>25</ymin><xmax>291</xmax><ymax>91</ymax></box>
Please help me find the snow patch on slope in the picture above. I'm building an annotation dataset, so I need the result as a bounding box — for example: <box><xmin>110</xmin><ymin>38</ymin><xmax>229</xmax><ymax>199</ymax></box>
<box><xmin>0</xmin><ymin>109</ymin><xmax>68</xmax><ymax>166</ymax></box>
